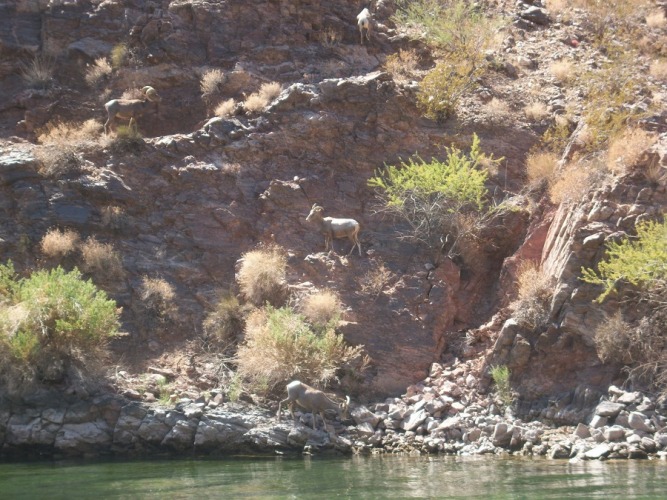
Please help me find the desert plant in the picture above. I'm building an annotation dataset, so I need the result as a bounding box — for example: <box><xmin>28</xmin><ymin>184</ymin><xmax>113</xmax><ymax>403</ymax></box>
<box><xmin>368</xmin><ymin>134</ymin><xmax>500</xmax><ymax>259</ymax></box>
<box><xmin>236</xmin><ymin>305</ymin><xmax>364</xmax><ymax>394</ymax></box>
<box><xmin>215</xmin><ymin>98</ymin><xmax>237</xmax><ymax>118</ymax></box>
<box><xmin>236</xmin><ymin>244</ymin><xmax>288</xmax><ymax>307</ymax></box>
<box><xmin>393</xmin><ymin>0</ymin><xmax>502</xmax><ymax>119</ymax></box>
<box><xmin>138</xmin><ymin>276</ymin><xmax>176</xmax><ymax>321</ymax></box>
<box><xmin>383</xmin><ymin>49</ymin><xmax>420</xmax><ymax>82</ymax></box>
<box><xmin>510</xmin><ymin>261</ymin><xmax>554</xmax><ymax>330</ymax></box>
<box><xmin>524</xmin><ymin>102</ymin><xmax>549</xmax><ymax>122</ymax></box>
<box><xmin>299</xmin><ymin>290</ymin><xmax>343</xmax><ymax>329</ymax></box>
<box><xmin>0</xmin><ymin>265</ymin><xmax>120</xmax><ymax>392</ymax></box>
<box><xmin>594</xmin><ymin>310</ymin><xmax>636</xmax><ymax>364</ymax></box>
<box><xmin>203</xmin><ymin>292</ymin><xmax>250</xmax><ymax>345</ymax></box>
<box><xmin>243</xmin><ymin>82</ymin><xmax>282</xmax><ymax>113</ymax></box>
<box><xmin>107</xmin><ymin>125</ymin><xmax>144</xmax><ymax>155</ymax></box>
<box><xmin>40</xmin><ymin>228</ymin><xmax>80</xmax><ymax>260</ymax></box>
<box><xmin>80</xmin><ymin>237</ymin><xmax>124</xmax><ymax>282</ymax></box>
<box><xmin>646</xmin><ymin>10</ymin><xmax>667</xmax><ymax>29</ymax></box>
<box><xmin>549</xmin><ymin>59</ymin><xmax>574</xmax><ymax>84</ymax></box>
<box><xmin>490</xmin><ymin>364</ymin><xmax>512</xmax><ymax>407</ymax></box>
<box><xmin>649</xmin><ymin>59</ymin><xmax>667</xmax><ymax>81</ymax></box>
<box><xmin>85</xmin><ymin>57</ymin><xmax>112</xmax><ymax>86</ymax></box>
<box><xmin>606</xmin><ymin>128</ymin><xmax>658</xmax><ymax>173</ymax></box>
<box><xmin>358</xmin><ymin>259</ymin><xmax>394</xmax><ymax>297</ymax></box>
<box><xmin>581</xmin><ymin>219</ymin><xmax>667</xmax><ymax>303</ymax></box>
<box><xmin>525</xmin><ymin>151</ymin><xmax>558</xmax><ymax>190</ymax></box>
<box><xmin>200</xmin><ymin>68</ymin><xmax>226</xmax><ymax>101</ymax></box>
<box><xmin>110</xmin><ymin>43</ymin><xmax>128</xmax><ymax>69</ymax></box>
<box><xmin>548</xmin><ymin>161</ymin><xmax>597</xmax><ymax>205</ymax></box>
<box><xmin>38</xmin><ymin>119</ymin><xmax>102</xmax><ymax>146</ymax></box>
<box><xmin>20</xmin><ymin>54</ymin><xmax>55</xmax><ymax>89</ymax></box>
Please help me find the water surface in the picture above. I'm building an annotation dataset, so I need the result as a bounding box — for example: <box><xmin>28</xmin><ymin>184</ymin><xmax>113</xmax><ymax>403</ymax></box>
<box><xmin>1</xmin><ymin>455</ymin><xmax>666</xmax><ymax>499</ymax></box>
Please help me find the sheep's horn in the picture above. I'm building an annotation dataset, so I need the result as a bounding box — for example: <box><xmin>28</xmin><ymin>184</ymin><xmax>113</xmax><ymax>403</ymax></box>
<box><xmin>312</xmin><ymin>203</ymin><xmax>318</xmax><ymax>209</ymax></box>
<box><xmin>346</xmin><ymin>395</ymin><xmax>351</xmax><ymax>405</ymax></box>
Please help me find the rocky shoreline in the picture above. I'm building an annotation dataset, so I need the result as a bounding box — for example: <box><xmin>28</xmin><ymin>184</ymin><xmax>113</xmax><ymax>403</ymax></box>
<box><xmin>3</xmin><ymin>360</ymin><xmax>666</xmax><ymax>462</ymax></box>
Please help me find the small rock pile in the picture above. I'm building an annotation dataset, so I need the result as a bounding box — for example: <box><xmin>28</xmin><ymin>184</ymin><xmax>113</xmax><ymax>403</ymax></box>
<box><xmin>343</xmin><ymin>361</ymin><xmax>667</xmax><ymax>461</ymax></box>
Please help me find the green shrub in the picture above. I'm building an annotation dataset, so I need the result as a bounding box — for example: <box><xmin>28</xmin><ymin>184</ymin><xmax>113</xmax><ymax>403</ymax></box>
<box><xmin>581</xmin><ymin>219</ymin><xmax>667</xmax><ymax>302</ymax></box>
<box><xmin>110</xmin><ymin>43</ymin><xmax>128</xmax><ymax>69</ymax></box>
<box><xmin>203</xmin><ymin>292</ymin><xmax>250</xmax><ymax>345</ymax></box>
<box><xmin>0</xmin><ymin>266</ymin><xmax>120</xmax><ymax>392</ymax></box>
<box><xmin>236</xmin><ymin>305</ymin><xmax>364</xmax><ymax>394</ymax></box>
<box><xmin>368</xmin><ymin>134</ymin><xmax>500</xmax><ymax>258</ymax></box>
<box><xmin>490</xmin><ymin>364</ymin><xmax>512</xmax><ymax>407</ymax></box>
<box><xmin>393</xmin><ymin>0</ymin><xmax>502</xmax><ymax>119</ymax></box>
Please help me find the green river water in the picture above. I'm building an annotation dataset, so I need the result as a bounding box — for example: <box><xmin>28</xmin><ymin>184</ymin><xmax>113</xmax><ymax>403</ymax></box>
<box><xmin>1</xmin><ymin>455</ymin><xmax>665</xmax><ymax>499</ymax></box>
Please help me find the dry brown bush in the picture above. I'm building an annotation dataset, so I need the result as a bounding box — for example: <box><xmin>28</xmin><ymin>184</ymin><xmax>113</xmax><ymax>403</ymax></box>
<box><xmin>549</xmin><ymin>161</ymin><xmax>594</xmax><ymax>205</ymax></box>
<box><xmin>358</xmin><ymin>260</ymin><xmax>394</xmax><ymax>296</ymax></box>
<box><xmin>524</xmin><ymin>102</ymin><xmax>549</xmax><ymax>122</ymax></box>
<box><xmin>101</xmin><ymin>205</ymin><xmax>128</xmax><ymax>230</ymax></box>
<box><xmin>243</xmin><ymin>82</ymin><xmax>282</xmax><ymax>113</ymax></box>
<box><xmin>38</xmin><ymin>119</ymin><xmax>102</xmax><ymax>146</ymax></box>
<box><xmin>525</xmin><ymin>151</ymin><xmax>558</xmax><ymax>189</ymax></box>
<box><xmin>139</xmin><ymin>276</ymin><xmax>176</xmax><ymax>320</ymax></box>
<box><xmin>80</xmin><ymin>237</ymin><xmax>124</xmax><ymax>281</ymax></box>
<box><xmin>484</xmin><ymin>98</ymin><xmax>511</xmax><ymax>124</ymax></box>
<box><xmin>237</xmin><ymin>244</ymin><xmax>288</xmax><ymax>307</ymax></box>
<box><xmin>384</xmin><ymin>49</ymin><xmax>420</xmax><ymax>82</ymax></box>
<box><xmin>594</xmin><ymin>311</ymin><xmax>635</xmax><ymax>364</ymax></box>
<box><xmin>649</xmin><ymin>59</ymin><xmax>667</xmax><ymax>81</ymax></box>
<box><xmin>85</xmin><ymin>57</ymin><xmax>112</xmax><ymax>86</ymax></box>
<box><xmin>203</xmin><ymin>292</ymin><xmax>250</xmax><ymax>345</ymax></box>
<box><xmin>20</xmin><ymin>54</ymin><xmax>55</xmax><ymax>89</ymax></box>
<box><xmin>300</xmin><ymin>290</ymin><xmax>342</xmax><ymax>328</ymax></box>
<box><xmin>607</xmin><ymin>128</ymin><xmax>658</xmax><ymax>173</ymax></box>
<box><xmin>550</xmin><ymin>59</ymin><xmax>574</xmax><ymax>83</ymax></box>
<box><xmin>511</xmin><ymin>261</ymin><xmax>554</xmax><ymax>330</ymax></box>
<box><xmin>646</xmin><ymin>10</ymin><xmax>667</xmax><ymax>28</ymax></box>
<box><xmin>215</xmin><ymin>98</ymin><xmax>236</xmax><ymax>118</ymax></box>
<box><xmin>40</xmin><ymin>228</ymin><xmax>80</xmax><ymax>260</ymax></box>
<box><xmin>200</xmin><ymin>68</ymin><xmax>226</xmax><ymax>100</ymax></box>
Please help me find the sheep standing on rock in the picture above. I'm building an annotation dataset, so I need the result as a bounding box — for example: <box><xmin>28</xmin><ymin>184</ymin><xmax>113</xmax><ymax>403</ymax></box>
<box><xmin>357</xmin><ymin>7</ymin><xmax>372</xmax><ymax>45</ymax></box>
<box><xmin>306</xmin><ymin>203</ymin><xmax>362</xmax><ymax>256</ymax></box>
<box><xmin>103</xmin><ymin>85</ymin><xmax>161</xmax><ymax>135</ymax></box>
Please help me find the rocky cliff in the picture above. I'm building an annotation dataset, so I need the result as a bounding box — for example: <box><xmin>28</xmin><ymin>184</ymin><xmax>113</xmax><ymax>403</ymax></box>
<box><xmin>1</xmin><ymin>0</ymin><xmax>666</xmax><ymax>432</ymax></box>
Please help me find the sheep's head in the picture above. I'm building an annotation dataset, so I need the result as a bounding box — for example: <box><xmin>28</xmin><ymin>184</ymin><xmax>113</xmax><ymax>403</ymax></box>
<box><xmin>141</xmin><ymin>85</ymin><xmax>162</xmax><ymax>102</ymax></box>
<box><xmin>306</xmin><ymin>204</ymin><xmax>324</xmax><ymax>222</ymax></box>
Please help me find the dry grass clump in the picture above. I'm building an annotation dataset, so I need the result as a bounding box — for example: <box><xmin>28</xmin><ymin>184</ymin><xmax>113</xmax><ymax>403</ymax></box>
<box><xmin>101</xmin><ymin>205</ymin><xmax>128</xmax><ymax>230</ymax></box>
<box><xmin>300</xmin><ymin>290</ymin><xmax>343</xmax><ymax>328</ymax></box>
<box><xmin>236</xmin><ymin>305</ymin><xmax>365</xmax><ymax>394</ymax></box>
<box><xmin>594</xmin><ymin>311</ymin><xmax>636</xmax><ymax>364</ymax></box>
<box><xmin>550</xmin><ymin>59</ymin><xmax>574</xmax><ymax>83</ymax></box>
<box><xmin>20</xmin><ymin>54</ymin><xmax>55</xmax><ymax>89</ymax></box>
<box><xmin>243</xmin><ymin>82</ymin><xmax>282</xmax><ymax>113</ymax></box>
<box><xmin>80</xmin><ymin>237</ymin><xmax>124</xmax><ymax>281</ymax></box>
<box><xmin>237</xmin><ymin>244</ymin><xmax>288</xmax><ymax>307</ymax></box>
<box><xmin>511</xmin><ymin>261</ymin><xmax>554</xmax><ymax>330</ymax></box>
<box><xmin>484</xmin><ymin>98</ymin><xmax>511</xmax><ymax>124</ymax></box>
<box><xmin>358</xmin><ymin>260</ymin><xmax>394</xmax><ymax>296</ymax></box>
<box><xmin>384</xmin><ymin>49</ymin><xmax>420</xmax><ymax>82</ymax></box>
<box><xmin>200</xmin><ymin>68</ymin><xmax>226</xmax><ymax>100</ymax></box>
<box><xmin>607</xmin><ymin>128</ymin><xmax>658</xmax><ymax>173</ymax></box>
<box><xmin>525</xmin><ymin>151</ymin><xmax>558</xmax><ymax>189</ymax></box>
<box><xmin>40</xmin><ymin>228</ymin><xmax>80</xmax><ymax>260</ymax></box>
<box><xmin>524</xmin><ymin>102</ymin><xmax>549</xmax><ymax>122</ymax></box>
<box><xmin>646</xmin><ymin>10</ymin><xmax>667</xmax><ymax>28</ymax></box>
<box><xmin>85</xmin><ymin>57</ymin><xmax>112</xmax><ymax>86</ymax></box>
<box><xmin>203</xmin><ymin>292</ymin><xmax>250</xmax><ymax>345</ymax></box>
<box><xmin>215</xmin><ymin>98</ymin><xmax>237</xmax><ymax>118</ymax></box>
<box><xmin>138</xmin><ymin>276</ymin><xmax>177</xmax><ymax>321</ymax></box>
<box><xmin>320</xmin><ymin>27</ymin><xmax>341</xmax><ymax>46</ymax></box>
<box><xmin>549</xmin><ymin>161</ymin><xmax>595</xmax><ymax>205</ymax></box>
<box><xmin>110</xmin><ymin>43</ymin><xmax>128</xmax><ymax>69</ymax></box>
<box><xmin>38</xmin><ymin>119</ymin><xmax>102</xmax><ymax>146</ymax></box>
<box><xmin>649</xmin><ymin>59</ymin><xmax>667</xmax><ymax>81</ymax></box>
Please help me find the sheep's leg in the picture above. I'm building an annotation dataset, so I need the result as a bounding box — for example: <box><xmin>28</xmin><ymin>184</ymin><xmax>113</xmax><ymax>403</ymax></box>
<box><xmin>312</xmin><ymin>411</ymin><xmax>318</xmax><ymax>430</ymax></box>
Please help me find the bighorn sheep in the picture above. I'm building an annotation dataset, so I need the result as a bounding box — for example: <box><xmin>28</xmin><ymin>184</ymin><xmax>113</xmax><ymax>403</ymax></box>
<box><xmin>306</xmin><ymin>203</ymin><xmax>362</xmax><ymax>256</ymax></box>
<box><xmin>277</xmin><ymin>380</ymin><xmax>351</xmax><ymax>431</ymax></box>
<box><xmin>357</xmin><ymin>7</ymin><xmax>372</xmax><ymax>45</ymax></box>
<box><xmin>104</xmin><ymin>85</ymin><xmax>161</xmax><ymax>135</ymax></box>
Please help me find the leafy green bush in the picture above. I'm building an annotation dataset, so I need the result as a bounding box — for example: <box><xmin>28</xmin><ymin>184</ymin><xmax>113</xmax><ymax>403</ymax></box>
<box><xmin>393</xmin><ymin>0</ymin><xmax>502</xmax><ymax>119</ymax></box>
<box><xmin>203</xmin><ymin>292</ymin><xmax>251</xmax><ymax>345</ymax></box>
<box><xmin>368</xmin><ymin>134</ymin><xmax>500</xmax><ymax>260</ymax></box>
<box><xmin>581</xmin><ymin>219</ymin><xmax>667</xmax><ymax>302</ymax></box>
<box><xmin>236</xmin><ymin>305</ymin><xmax>364</xmax><ymax>394</ymax></box>
<box><xmin>490</xmin><ymin>364</ymin><xmax>512</xmax><ymax>407</ymax></box>
<box><xmin>0</xmin><ymin>265</ymin><xmax>120</xmax><ymax>392</ymax></box>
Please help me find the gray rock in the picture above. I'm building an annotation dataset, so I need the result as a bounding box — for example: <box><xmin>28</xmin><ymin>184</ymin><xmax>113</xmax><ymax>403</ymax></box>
<box><xmin>520</xmin><ymin>6</ymin><xmax>550</xmax><ymax>25</ymax></box>
<box><xmin>584</xmin><ymin>443</ymin><xmax>610</xmax><ymax>460</ymax></box>
<box><xmin>589</xmin><ymin>415</ymin><xmax>608</xmax><ymax>429</ymax></box>
<box><xmin>492</xmin><ymin>423</ymin><xmax>514</xmax><ymax>447</ymax></box>
<box><xmin>603</xmin><ymin>426</ymin><xmax>626</xmax><ymax>442</ymax></box>
<box><xmin>549</xmin><ymin>443</ymin><xmax>571</xmax><ymax>459</ymax></box>
<box><xmin>351</xmin><ymin>406</ymin><xmax>380</xmax><ymax>427</ymax></box>
<box><xmin>55</xmin><ymin>421</ymin><xmax>112</xmax><ymax>452</ymax></box>
<box><xmin>402</xmin><ymin>410</ymin><xmax>427</xmax><ymax>432</ymax></box>
<box><xmin>595</xmin><ymin>401</ymin><xmax>625</xmax><ymax>417</ymax></box>
<box><xmin>573</xmin><ymin>423</ymin><xmax>591</xmax><ymax>439</ymax></box>
<box><xmin>628</xmin><ymin>412</ymin><xmax>654</xmax><ymax>433</ymax></box>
